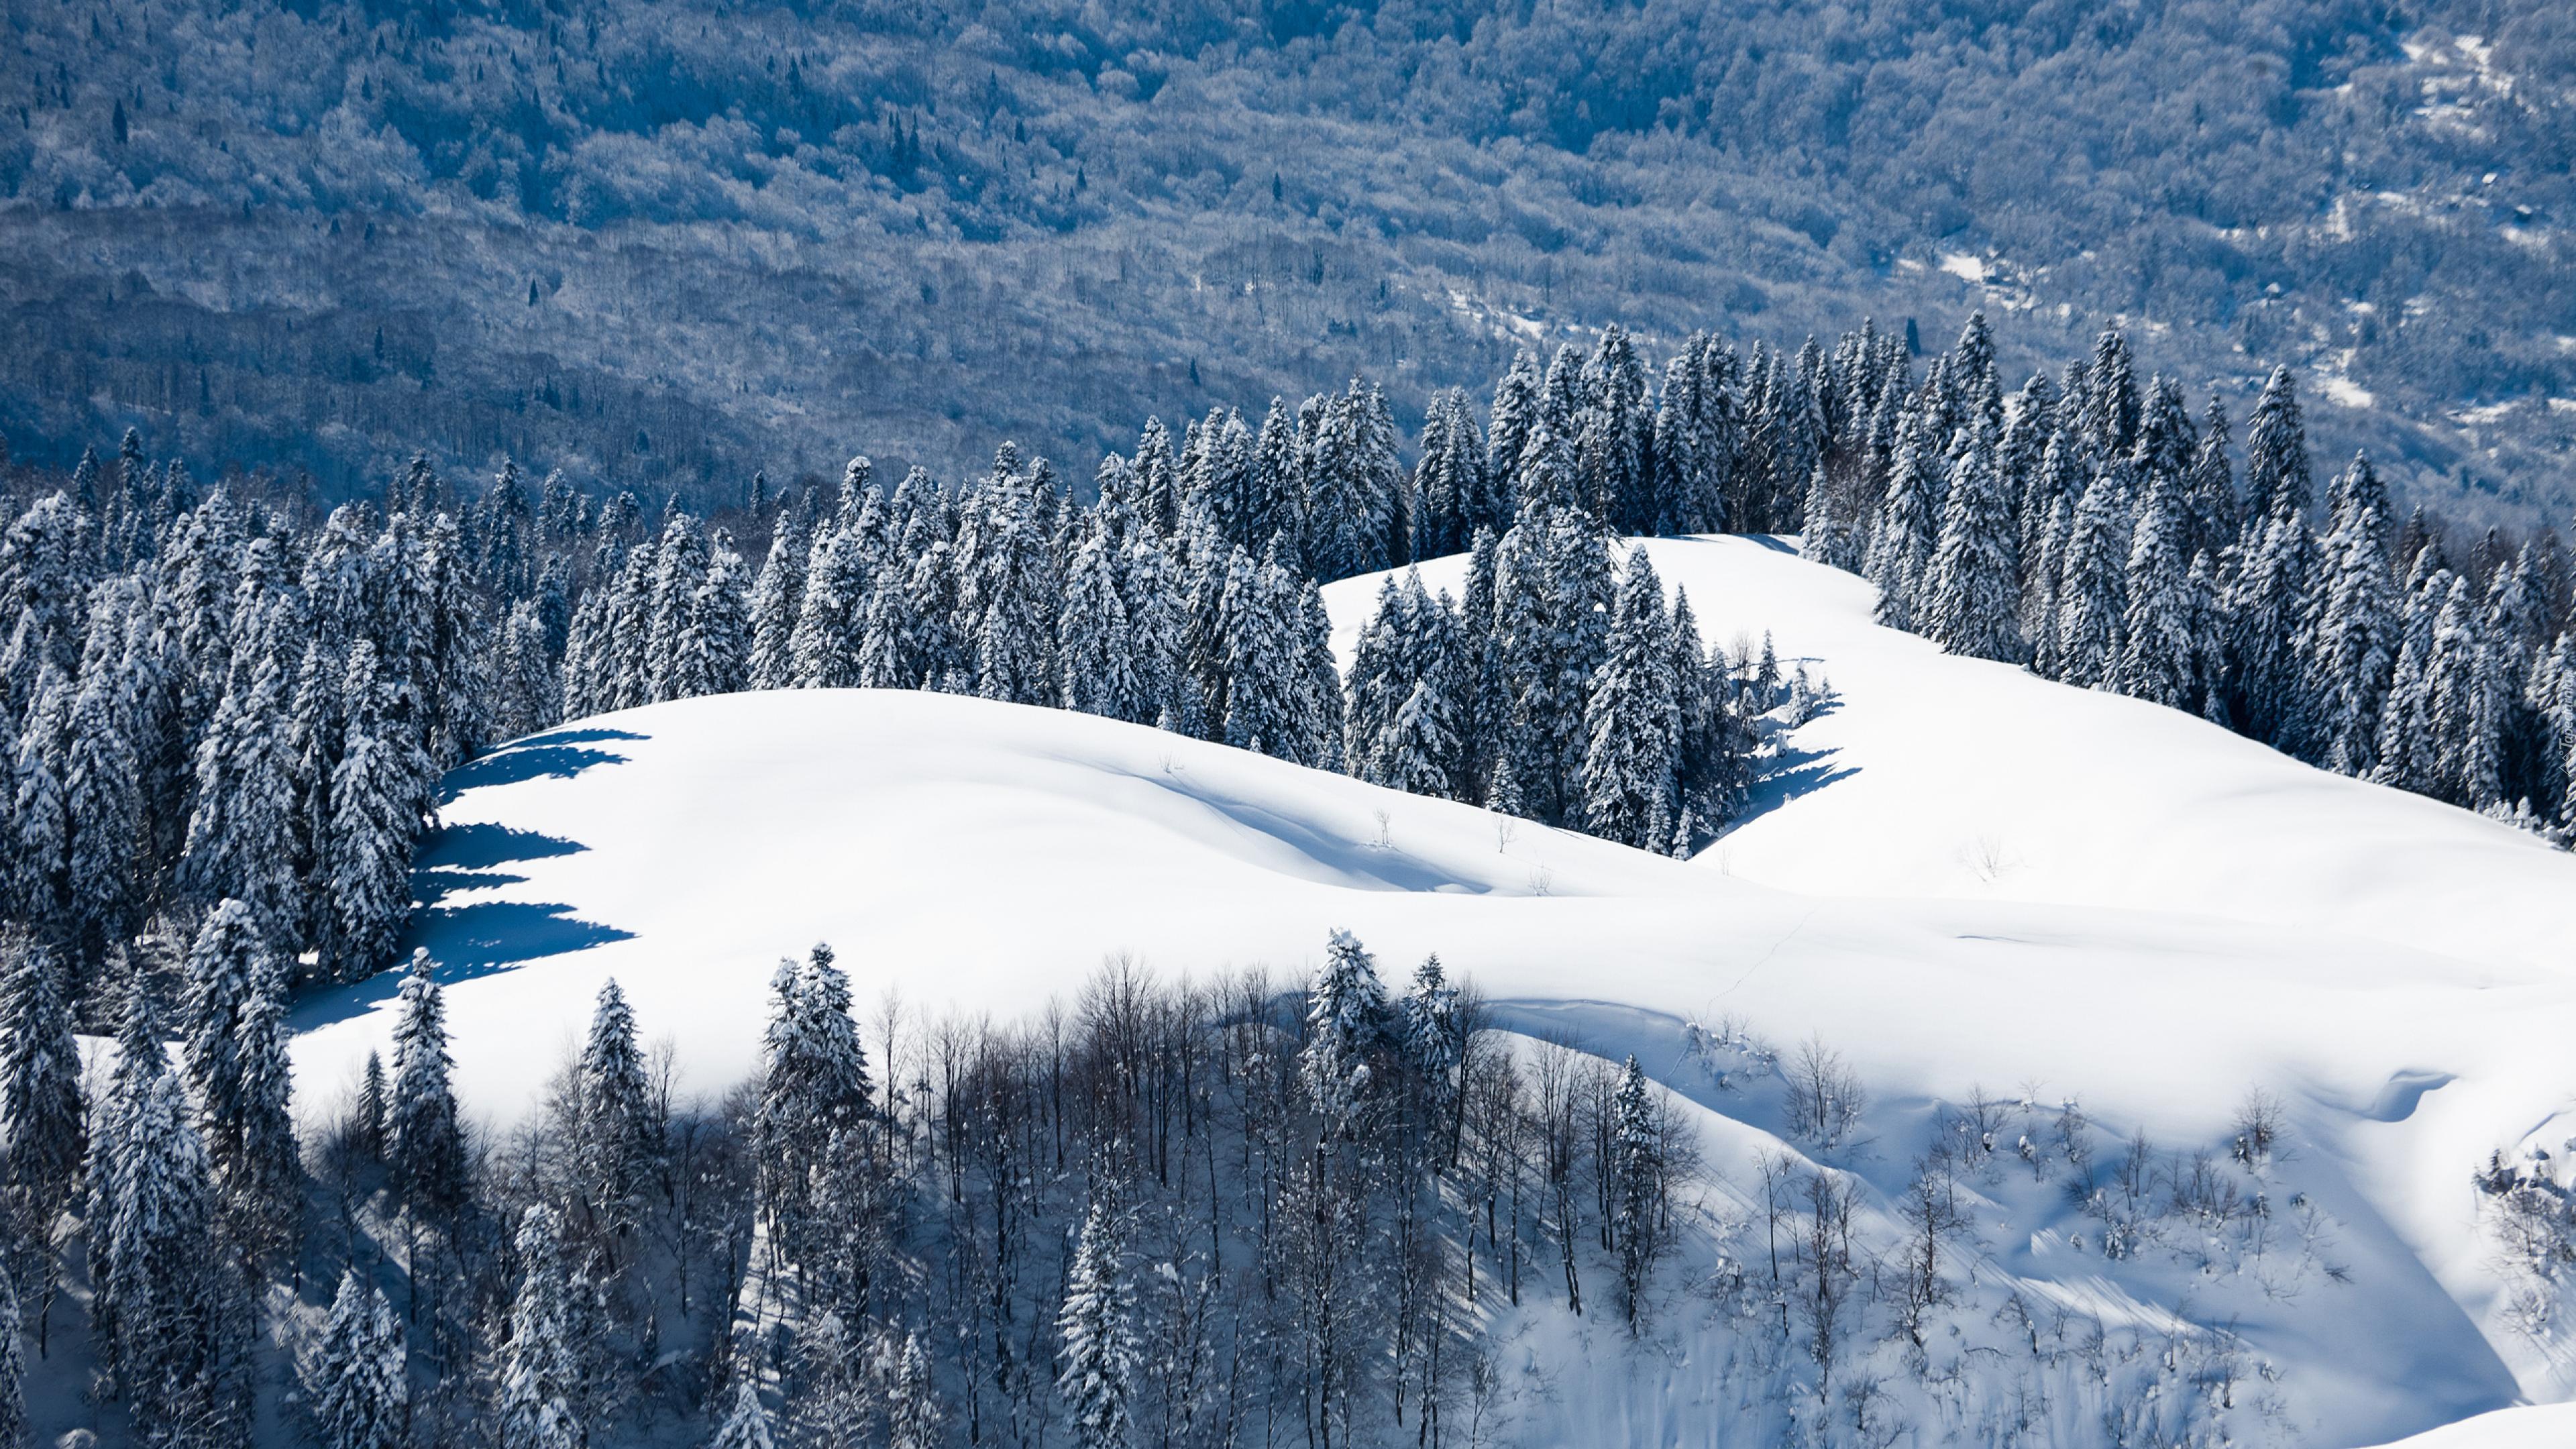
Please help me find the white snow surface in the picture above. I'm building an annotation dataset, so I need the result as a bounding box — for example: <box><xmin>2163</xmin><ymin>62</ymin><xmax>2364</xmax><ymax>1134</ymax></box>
<box><xmin>290</xmin><ymin>535</ymin><xmax>2576</xmax><ymax>1447</ymax></box>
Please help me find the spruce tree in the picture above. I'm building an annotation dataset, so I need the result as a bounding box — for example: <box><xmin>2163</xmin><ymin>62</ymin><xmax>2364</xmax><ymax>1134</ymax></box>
<box><xmin>227</xmin><ymin>950</ymin><xmax>300</xmax><ymax>1263</ymax></box>
<box><xmin>2308</xmin><ymin>464</ymin><xmax>2400</xmax><ymax>775</ymax></box>
<box><xmin>1923</xmin><ymin>421</ymin><xmax>2021</xmax><ymax>662</ymax></box>
<box><xmin>745</xmin><ymin>525</ymin><xmax>807</xmax><ymax>692</ymax></box>
<box><xmin>788</xmin><ymin>527</ymin><xmax>867</xmax><ymax>689</ymax></box>
<box><xmin>2054</xmin><ymin>472</ymin><xmax>2129</xmax><ymax>688</ymax></box>
<box><xmin>1864</xmin><ymin>413</ymin><xmax>1935</xmax><ymax>630</ymax></box>
<box><xmin>1301</xmin><ymin>930</ymin><xmax>1388</xmax><ymax>1132</ymax></box>
<box><xmin>180</xmin><ymin>900</ymin><xmax>268</xmax><ymax>1202</ymax></box>
<box><xmin>63</xmin><ymin>645</ymin><xmax>142</xmax><ymax>965</ymax></box>
<box><xmin>2242</xmin><ymin>366</ymin><xmax>2312</xmax><ymax>527</ymax></box>
<box><xmin>1061</xmin><ymin>523</ymin><xmax>1149</xmax><ymax>723</ymax></box>
<box><xmin>7</xmin><ymin>667</ymin><xmax>71</xmax><ymax>930</ymax></box>
<box><xmin>1579</xmin><ymin>551</ymin><xmax>1680</xmax><ymax>849</ymax></box>
<box><xmin>1610</xmin><ymin>1055</ymin><xmax>1662</xmax><ymax>1332</ymax></box>
<box><xmin>307</xmin><ymin>1269</ymin><xmax>405</xmax><ymax>1449</ymax></box>
<box><xmin>0</xmin><ymin>941</ymin><xmax>83</xmax><ymax>1254</ymax></box>
<box><xmin>1057</xmin><ymin>1199</ymin><xmax>1137</xmax><ymax>1449</ymax></box>
<box><xmin>105</xmin><ymin>1052</ymin><xmax>225</xmax><ymax>1434</ymax></box>
<box><xmin>497</xmin><ymin>1205</ymin><xmax>586</xmax><ymax>1449</ymax></box>
<box><xmin>323</xmin><ymin>641</ymin><xmax>428</xmax><ymax>983</ymax></box>
<box><xmin>386</xmin><ymin>951</ymin><xmax>468</xmax><ymax>1221</ymax></box>
<box><xmin>2114</xmin><ymin>467</ymin><xmax>2197</xmax><ymax>708</ymax></box>
<box><xmin>575</xmin><ymin>979</ymin><xmax>655</xmax><ymax>1244</ymax></box>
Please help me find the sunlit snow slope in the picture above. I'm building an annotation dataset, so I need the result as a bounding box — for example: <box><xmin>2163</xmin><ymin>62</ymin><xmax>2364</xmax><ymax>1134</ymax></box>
<box><xmin>288</xmin><ymin>536</ymin><xmax>2576</xmax><ymax>1448</ymax></box>
<box><xmin>1325</xmin><ymin>534</ymin><xmax>2576</xmax><ymax>977</ymax></box>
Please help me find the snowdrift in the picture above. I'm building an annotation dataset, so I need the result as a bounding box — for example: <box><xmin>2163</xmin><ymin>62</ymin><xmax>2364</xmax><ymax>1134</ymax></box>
<box><xmin>286</xmin><ymin>536</ymin><xmax>2576</xmax><ymax>1446</ymax></box>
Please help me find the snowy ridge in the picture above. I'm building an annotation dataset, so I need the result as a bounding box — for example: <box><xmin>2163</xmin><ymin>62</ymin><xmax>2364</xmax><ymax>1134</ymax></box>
<box><xmin>289</xmin><ymin>536</ymin><xmax>2576</xmax><ymax>1447</ymax></box>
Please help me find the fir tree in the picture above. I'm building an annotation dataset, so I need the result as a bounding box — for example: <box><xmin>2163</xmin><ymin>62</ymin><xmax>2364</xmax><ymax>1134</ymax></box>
<box><xmin>2054</xmin><ymin>472</ymin><xmax>2129</xmax><ymax>689</ymax></box>
<box><xmin>307</xmin><ymin>1269</ymin><xmax>405</xmax><ymax>1449</ymax></box>
<box><xmin>1301</xmin><ymin>930</ymin><xmax>1388</xmax><ymax>1133</ymax></box>
<box><xmin>497</xmin><ymin>1205</ymin><xmax>586</xmax><ymax>1449</ymax></box>
<box><xmin>1610</xmin><ymin>1055</ymin><xmax>1662</xmax><ymax>1332</ymax></box>
<box><xmin>2113</xmin><ymin>466</ymin><xmax>2197</xmax><ymax>708</ymax></box>
<box><xmin>2242</xmin><ymin>366</ymin><xmax>2312</xmax><ymax>527</ymax></box>
<box><xmin>1923</xmin><ymin>421</ymin><xmax>2022</xmax><ymax>662</ymax></box>
<box><xmin>323</xmin><ymin>641</ymin><xmax>429</xmax><ymax>983</ymax></box>
<box><xmin>2308</xmin><ymin>464</ymin><xmax>2400</xmax><ymax>776</ymax></box>
<box><xmin>1057</xmin><ymin>1199</ymin><xmax>1137</xmax><ymax>1449</ymax></box>
<box><xmin>1864</xmin><ymin>413</ymin><xmax>1935</xmax><ymax>630</ymax></box>
<box><xmin>180</xmin><ymin>900</ymin><xmax>268</xmax><ymax>1203</ymax></box>
<box><xmin>7</xmin><ymin>667</ymin><xmax>71</xmax><ymax>930</ymax></box>
<box><xmin>105</xmin><ymin>1051</ymin><xmax>227</xmax><ymax>1436</ymax></box>
<box><xmin>386</xmin><ymin>951</ymin><xmax>468</xmax><ymax>1220</ymax></box>
<box><xmin>227</xmin><ymin>949</ymin><xmax>300</xmax><ymax>1263</ymax></box>
<box><xmin>574</xmin><ymin>978</ymin><xmax>655</xmax><ymax>1244</ymax></box>
<box><xmin>0</xmin><ymin>941</ymin><xmax>83</xmax><ymax>1254</ymax></box>
<box><xmin>1579</xmin><ymin>551</ymin><xmax>1681</xmax><ymax>849</ymax></box>
<box><xmin>745</xmin><ymin>525</ymin><xmax>807</xmax><ymax>692</ymax></box>
<box><xmin>1061</xmin><ymin>523</ymin><xmax>1150</xmax><ymax>723</ymax></box>
<box><xmin>788</xmin><ymin>527</ymin><xmax>867</xmax><ymax>689</ymax></box>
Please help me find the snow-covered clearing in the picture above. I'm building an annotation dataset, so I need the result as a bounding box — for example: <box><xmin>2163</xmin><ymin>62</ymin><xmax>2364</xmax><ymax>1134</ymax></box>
<box><xmin>290</xmin><ymin>535</ymin><xmax>2576</xmax><ymax>1446</ymax></box>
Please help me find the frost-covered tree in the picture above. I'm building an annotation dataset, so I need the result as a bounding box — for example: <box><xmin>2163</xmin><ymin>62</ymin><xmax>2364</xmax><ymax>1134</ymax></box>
<box><xmin>1610</xmin><ymin>1055</ymin><xmax>1663</xmax><ymax>1332</ymax></box>
<box><xmin>2113</xmin><ymin>467</ymin><xmax>2197</xmax><ymax>708</ymax></box>
<box><xmin>1864</xmin><ymin>412</ymin><xmax>1936</xmax><ymax>629</ymax></box>
<box><xmin>1922</xmin><ymin>420</ymin><xmax>2021</xmax><ymax>662</ymax></box>
<box><xmin>323</xmin><ymin>640</ymin><xmax>430</xmax><ymax>983</ymax></box>
<box><xmin>103</xmin><ymin>1045</ymin><xmax>226</xmax><ymax>1434</ymax></box>
<box><xmin>745</xmin><ymin>525</ymin><xmax>807</xmax><ymax>691</ymax></box>
<box><xmin>1057</xmin><ymin>1199</ymin><xmax>1137</xmax><ymax>1449</ymax></box>
<box><xmin>1301</xmin><ymin>930</ymin><xmax>1389</xmax><ymax>1132</ymax></box>
<box><xmin>2054</xmin><ymin>472</ymin><xmax>2129</xmax><ymax>689</ymax></box>
<box><xmin>574</xmin><ymin>978</ymin><xmax>655</xmax><ymax>1244</ymax></box>
<box><xmin>1</xmin><ymin>941</ymin><xmax>83</xmax><ymax>1255</ymax></box>
<box><xmin>386</xmin><ymin>951</ymin><xmax>468</xmax><ymax>1220</ymax></box>
<box><xmin>1579</xmin><ymin>551</ymin><xmax>1680</xmax><ymax>850</ymax></box>
<box><xmin>497</xmin><ymin>1204</ymin><xmax>586</xmax><ymax>1449</ymax></box>
<box><xmin>0</xmin><ymin>1257</ymin><xmax>22</xmax><ymax>1449</ymax></box>
<box><xmin>307</xmin><ymin>1269</ymin><xmax>405</xmax><ymax>1449</ymax></box>
<box><xmin>2241</xmin><ymin>366</ymin><xmax>2312</xmax><ymax>527</ymax></box>
<box><xmin>706</xmin><ymin>1381</ymin><xmax>775</xmax><ymax>1449</ymax></box>
<box><xmin>2307</xmin><ymin>460</ymin><xmax>2400</xmax><ymax>776</ymax></box>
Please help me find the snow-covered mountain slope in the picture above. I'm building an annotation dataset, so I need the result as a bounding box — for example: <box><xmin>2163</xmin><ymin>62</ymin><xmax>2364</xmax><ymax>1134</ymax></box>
<box><xmin>287</xmin><ymin>537</ymin><xmax>2576</xmax><ymax>1446</ymax></box>
<box><xmin>1324</xmin><ymin>535</ymin><xmax>2576</xmax><ymax>978</ymax></box>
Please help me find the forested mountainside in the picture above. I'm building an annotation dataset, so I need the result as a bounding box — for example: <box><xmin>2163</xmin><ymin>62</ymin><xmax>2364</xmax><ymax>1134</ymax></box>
<box><xmin>4</xmin><ymin>0</ymin><xmax>2575</xmax><ymax>521</ymax></box>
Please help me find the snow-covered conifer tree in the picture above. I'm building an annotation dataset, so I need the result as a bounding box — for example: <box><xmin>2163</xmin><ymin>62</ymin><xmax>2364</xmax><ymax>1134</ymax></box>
<box><xmin>0</xmin><ymin>941</ymin><xmax>83</xmax><ymax>1248</ymax></box>
<box><xmin>1923</xmin><ymin>420</ymin><xmax>2021</xmax><ymax>661</ymax></box>
<box><xmin>2114</xmin><ymin>467</ymin><xmax>2197</xmax><ymax>707</ymax></box>
<box><xmin>2054</xmin><ymin>472</ymin><xmax>2129</xmax><ymax>688</ymax></box>
<box><xmin>1057</xmin><ymin>1200</ymin><xmax>1137</xmax><ymax>1449</ymax></box>
<box><xmin>323</xmin><ymin>640</ymin><xmax>429</xmax><ymax>982</ymax></box>
<box><xmin>307</xmin><ymin>1269</ymin><xmax>405</xmax><ymax>1449</ymax></box>
<box><xmin>1301</xmin><ymin>930</ymin><xmax>1389</xmax><ymax>1132</ymax></box>
<box><xmin>746</xmin><ymin>525</ymin><xmax>807</xmax><ymax>691</ymax></box>
<box><xmin>1579</xmin><ymin>551</ymin><xmax>1680</xmax><ymax>849</ymax></box>
<box><xmin>497</xmin><ymin>1204</ymin><xmax>586</xmax><ymax>1449</ymax></box>
<box><xmin>575</xmin><ymin>978</ymin><xmax>654</xmax><ymax>1243</ymax></box>
<box><xmin>386</xmin><ymin>950</ymin><xmax>467</xmax><ymax>1220</ymax></box>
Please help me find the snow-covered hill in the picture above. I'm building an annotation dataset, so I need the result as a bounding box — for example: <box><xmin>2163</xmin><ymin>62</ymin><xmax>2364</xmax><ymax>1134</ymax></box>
<box><xmin>290</xmin><ymin>535</ymin><xmax>2576</xmax><ymax>1448</ymax></box>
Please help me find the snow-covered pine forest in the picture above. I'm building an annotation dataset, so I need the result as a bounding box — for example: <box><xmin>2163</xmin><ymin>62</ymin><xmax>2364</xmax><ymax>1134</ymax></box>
<box><xmin>1</xmin><ymin>312</ymin><xmax>2575</xmax><ymax>1447</ymax></box>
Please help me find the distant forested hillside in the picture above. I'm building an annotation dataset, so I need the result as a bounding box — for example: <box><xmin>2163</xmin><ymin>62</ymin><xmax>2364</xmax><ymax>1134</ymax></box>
<box><xmin>3</xmin><ymin>0</ymin><xmax>2572</xmax><ymax>523</ymax></box>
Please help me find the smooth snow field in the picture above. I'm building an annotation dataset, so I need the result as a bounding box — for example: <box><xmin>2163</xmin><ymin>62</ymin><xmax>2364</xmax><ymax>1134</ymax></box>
<box><xmin>293</xmin><ymin>535</ymin><xmax>2576</xmax><ymax>1448</ymax></box>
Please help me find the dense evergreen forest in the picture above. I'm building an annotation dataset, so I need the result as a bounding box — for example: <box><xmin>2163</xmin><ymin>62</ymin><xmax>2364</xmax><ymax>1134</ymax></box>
<box><xmin>5</xmin><ymin>0</ymin><xmax>2575</xmax><ymax>523</ymax></box>
<box><xmin>0</xmin><ymin>307</ymin><xmax>2573</xmax><ymax>1445</ymax></box>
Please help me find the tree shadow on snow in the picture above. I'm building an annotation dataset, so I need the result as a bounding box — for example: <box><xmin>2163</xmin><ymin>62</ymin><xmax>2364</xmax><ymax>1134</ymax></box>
<box><xmin>1724</xmin><ymin>736</ymin><xmax>1858</xmax><ymax>834</ymax></box>
<box><xmin>439</xmin><ymin>726</ymin><xmax>645</xmax><ymax>803</ymax></box>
